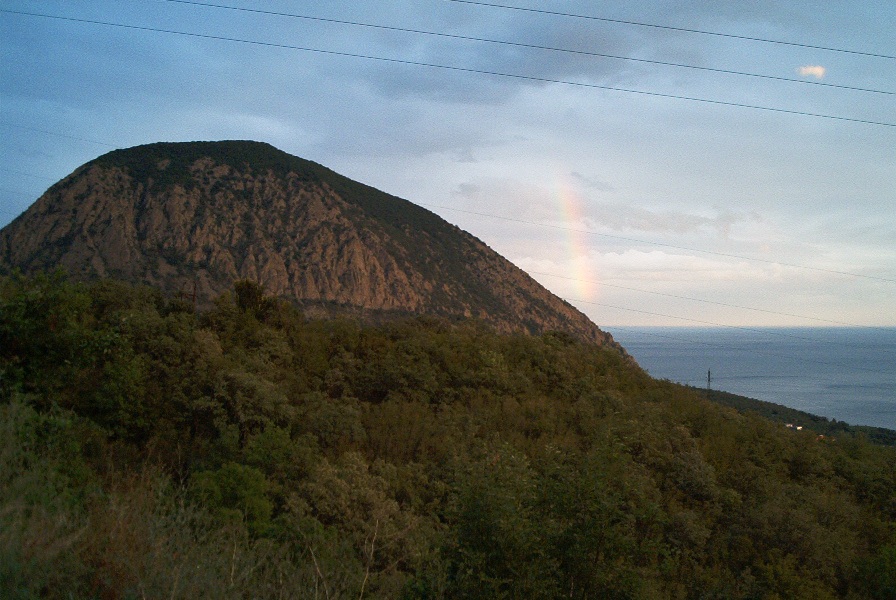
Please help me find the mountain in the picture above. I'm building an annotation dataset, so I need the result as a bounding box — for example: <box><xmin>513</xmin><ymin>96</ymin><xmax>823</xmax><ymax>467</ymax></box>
<box><xmin>0</xmin><ymin>140</ymin><xmax>624</xmax><ymax>352</ymax></box>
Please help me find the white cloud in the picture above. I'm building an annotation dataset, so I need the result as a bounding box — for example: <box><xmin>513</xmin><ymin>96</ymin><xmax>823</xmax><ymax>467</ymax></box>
<box><xmin>599</xmin><ymin>250</ymin><xmax>790</xmax><ymax>283</ymax></box>
<box><xmin>582</xmin><ymin>202</ymin><xmax>756</xmax><ymax>238</ymax></box>
<box><xmin>797</xmin><ymin>65</ymin><xmax>826</xmax><ymax>79</ymax></box>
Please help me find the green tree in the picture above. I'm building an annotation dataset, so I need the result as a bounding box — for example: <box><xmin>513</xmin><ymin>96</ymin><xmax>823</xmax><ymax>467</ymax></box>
<box><xmin>191</xmin><ymin>462</ymin><xmax>273</xmax><ymax>536</ymax></box>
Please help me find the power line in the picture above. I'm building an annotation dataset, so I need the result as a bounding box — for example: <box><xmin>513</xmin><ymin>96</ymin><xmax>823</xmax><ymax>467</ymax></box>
<box><xmin>3</xmin><ymin>119</ymin><xmax>893</xmax><ymax>327</ymax></box>
<box><xmin>2</xmin><ymin>126</ymin><xmax>893</xmax><ymax>330</ymax></box>
<box><xmin>6</xmin><ymin>118</ymin><xmax>895</xmax><ymax>286</ymax></box>
<box><xmin>446</xmin><ymin>0</ymin><xmax>896</xmax><ymax>60</ymax></box>
<box><xmin>529</xmin><ymin>270</ymin><xmax>894</xmax><ymax>331</ymax></box>
<box><xmin>158</xmin><ymin>0</ymin><xmax>894</xmax><ymax>96</ymax></box>
<box><xmin>0</xmin><ymin>122</ymin><xmax>117</xmax><ymax>147</ymax></box>
<box><xmin>422</xmin><ymin>203</ymin><xmax>896</xmax><ymax>283</ymax></box>
<box><xmin>572</xmin><ymin>298</ymin><xmax>865</xmax><ymax>346</ymax></box>
<box><xmin>2</xmin><ymin>157</ymin><xmax>889</xmax><ymax>331</ymax></box>
<box><xmin>3</xmin><ymin>9</ymin><xmax>894</xmax><ymax>129</ymax></box>
<box><xmin>0</xmin><ymin>167</ymin><xmax>58</xmax><ymax>182</ymax></box>
<box><xmin>3</xmin><ymin>124</ymin><xmax>892</xmax><ymax>289</ymax></box>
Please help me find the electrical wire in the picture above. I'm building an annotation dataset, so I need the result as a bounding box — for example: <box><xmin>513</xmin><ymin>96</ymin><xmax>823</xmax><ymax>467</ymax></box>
<box><xmin>0</xmin><ymin>167</ymin><xmax>59</xmax><ymax>182</ymax></box>
<box><xmin>1</xmin><ymin>7</ymin><xmax>893</xmax><ymax>420</ymax></box>
<box><xmin>0</xmin><ymin>122</ymin><xmax>116</xmax><ymax>148</ymax></box>
<box><xmin>445</xmin><ymin>0</ymin><xmax>896</xmax><ymax>60</ymax></box>
<box><xmin>2</xmin><ymin>9</ymin><xmax>894</xmax><ymax>129</ymax></box>
<box><xmin>3</xmin><ymin>4</ymin><xmax>894</xmax><ymax>325</ymax></box>
<box><xmin>2</xmin><ymin>123</ymin><xmax>889</xmax><ymax>292</ymax></box>
<box><xmin>2</xmin><ymin>128</ymin><xmax>893</xmax><ymax>383</ymax></box>
<box><xmin>2</xmin><ymin>156</ymin><xmax>890</xmax><ymax>331</ymax></box>
<box><xmin>421</xmin><ymin>203</ymin><xmax>896</xmax><ymax>283</ymax></box>
<box><xmin>158</xmin><ymin>0</ymin><xmax>894</xmax><ymax>96</ymax></box>
<box><xmin>529</xmin><ymin>270</ymin><xmax>895</xmax><ymax>330</ymax></box>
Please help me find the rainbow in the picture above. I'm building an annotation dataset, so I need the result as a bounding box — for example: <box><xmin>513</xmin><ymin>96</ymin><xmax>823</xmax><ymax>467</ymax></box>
<box><xmin>556</xmin><ymin>177</ymin><xmax>598</xmax><ymax>301</ymax></box>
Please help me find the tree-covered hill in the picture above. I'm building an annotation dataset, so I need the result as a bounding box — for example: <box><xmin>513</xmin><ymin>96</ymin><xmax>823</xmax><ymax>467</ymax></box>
<box><xmin>2</xmin><ymin>273</ymin><xmax>894</xmax><ymax>599</ymax></box>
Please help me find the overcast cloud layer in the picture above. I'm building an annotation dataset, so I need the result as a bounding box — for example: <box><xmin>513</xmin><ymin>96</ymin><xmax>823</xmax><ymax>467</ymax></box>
<box><xmin>1</xmin><ymin>0</ymin><xmax>894</xmax><ymax>328</ymax></box>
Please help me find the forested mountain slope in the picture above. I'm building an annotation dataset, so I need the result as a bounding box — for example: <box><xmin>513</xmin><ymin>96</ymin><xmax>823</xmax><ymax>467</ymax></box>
<box><xmin>2</xmin><ymin>274</ymin><xmax>894</xmax><ymax>599</ymax></box>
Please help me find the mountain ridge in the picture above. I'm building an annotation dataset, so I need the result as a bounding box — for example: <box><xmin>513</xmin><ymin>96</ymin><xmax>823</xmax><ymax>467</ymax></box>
<box><xmin>0</xmin><ymin>140</ymin><xmax>627</xmax><ymax>355</ymax></box>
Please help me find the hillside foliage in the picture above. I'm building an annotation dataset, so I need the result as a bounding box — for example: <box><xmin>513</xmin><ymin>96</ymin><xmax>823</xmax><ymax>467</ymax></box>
<box><xmin>1</xmin><ymin>272</ymin><xmax>894</xmax><ymax>599</ymax></box>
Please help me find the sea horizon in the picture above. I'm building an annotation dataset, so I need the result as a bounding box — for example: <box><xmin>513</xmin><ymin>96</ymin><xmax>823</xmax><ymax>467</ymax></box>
<box><xmin>607</xmin><ymin>326</ymin><xmax>896</xmax><ymax>431</ymax></box>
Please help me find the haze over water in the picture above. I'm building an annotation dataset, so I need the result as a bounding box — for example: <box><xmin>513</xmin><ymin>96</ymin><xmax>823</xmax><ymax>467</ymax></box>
<box><xmin>609</xmin><ymin>327</ymin><xmax>896</xmax><ymax>430</ymax></box>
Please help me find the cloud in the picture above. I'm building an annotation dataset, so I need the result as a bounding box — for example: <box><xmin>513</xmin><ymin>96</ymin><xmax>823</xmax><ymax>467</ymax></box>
<box><xmin>584</xmin><ymin>202</ymin><xmax>756</xmax><ymax>238</ymax></box>
<box><xmin>451</xmin><ymin>176</ymin><xmax>763</xmax><ymax>242</ymax></box>
<box><xmin>797</xmin><ymin>65</ymin><xmax>826</xmax><ymax>79</ymax></box>
<box><xmin>452</xmin><ymin>177</ymin><xmax>554</xmax><ymax>218</ymax></box>
<box><xmin>599</xmin><ymin>250</ymin><xmax>789</xmax><ymax>283</ymax></box>
<box><xmin>570</xmin><ymin>171</ymin><xmax>614</xmax><ymax>192</ymax></box>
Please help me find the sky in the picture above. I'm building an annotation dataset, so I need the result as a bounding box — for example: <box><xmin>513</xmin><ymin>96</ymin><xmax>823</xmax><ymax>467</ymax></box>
<box><xmin>1</xmin><ymin>0</ymin><xmax>894</xmax><ymax>329</ymax></box>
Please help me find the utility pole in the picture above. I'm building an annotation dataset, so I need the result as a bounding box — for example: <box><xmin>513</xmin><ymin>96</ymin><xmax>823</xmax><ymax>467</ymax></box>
<box><xmin>706</xmin><ymin>369</ymin><xmax>712</xmax><ymax>398</ymax></box>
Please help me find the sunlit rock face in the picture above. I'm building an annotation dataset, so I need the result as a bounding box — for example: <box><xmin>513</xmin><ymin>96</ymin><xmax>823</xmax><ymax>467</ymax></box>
<box><xmin>0</xmin><ymin>140</ymin><xmax>626</xmax><ymax>353</ymax></box>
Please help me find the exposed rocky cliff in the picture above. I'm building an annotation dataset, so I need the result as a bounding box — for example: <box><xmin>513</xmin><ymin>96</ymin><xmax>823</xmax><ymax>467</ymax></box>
<box><xmin>0</xmin><ymin>141</ymin><xmax>625</xmax><ymax>352</ymax></box>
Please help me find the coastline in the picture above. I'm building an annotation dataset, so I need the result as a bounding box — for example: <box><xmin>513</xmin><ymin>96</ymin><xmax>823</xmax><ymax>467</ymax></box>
<box><xmin>608</xmin><ymin>326</ymin><xmax>896</xmax><ymax>430</ymax></box>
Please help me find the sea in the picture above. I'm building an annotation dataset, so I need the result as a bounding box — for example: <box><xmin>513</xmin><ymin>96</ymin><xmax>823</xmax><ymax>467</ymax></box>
<box><xmin>607</xmin><ymin>327</ymin><xmax>896</xmax><ymax>431</ymax></box>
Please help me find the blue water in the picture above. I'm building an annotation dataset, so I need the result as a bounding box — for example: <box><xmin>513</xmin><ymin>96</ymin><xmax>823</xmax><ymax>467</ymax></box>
<box><xmin>608</xmin><ymin>327</ymin><xmax>896</xmax><ymax>430</ymax></box>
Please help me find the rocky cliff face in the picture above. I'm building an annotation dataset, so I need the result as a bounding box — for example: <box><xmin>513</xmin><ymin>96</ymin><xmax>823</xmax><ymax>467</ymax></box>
<box><xmin>0</xmin><ymin>141</ymin><xmax>625</xmax><ymax>352</ymax></box>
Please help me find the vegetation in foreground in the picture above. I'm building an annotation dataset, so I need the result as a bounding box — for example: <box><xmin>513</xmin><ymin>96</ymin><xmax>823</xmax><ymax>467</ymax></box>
<box><xmin>1</xmin><ymin>272</ymin><xmax>894</xmax><ymax>599</ymax></box>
